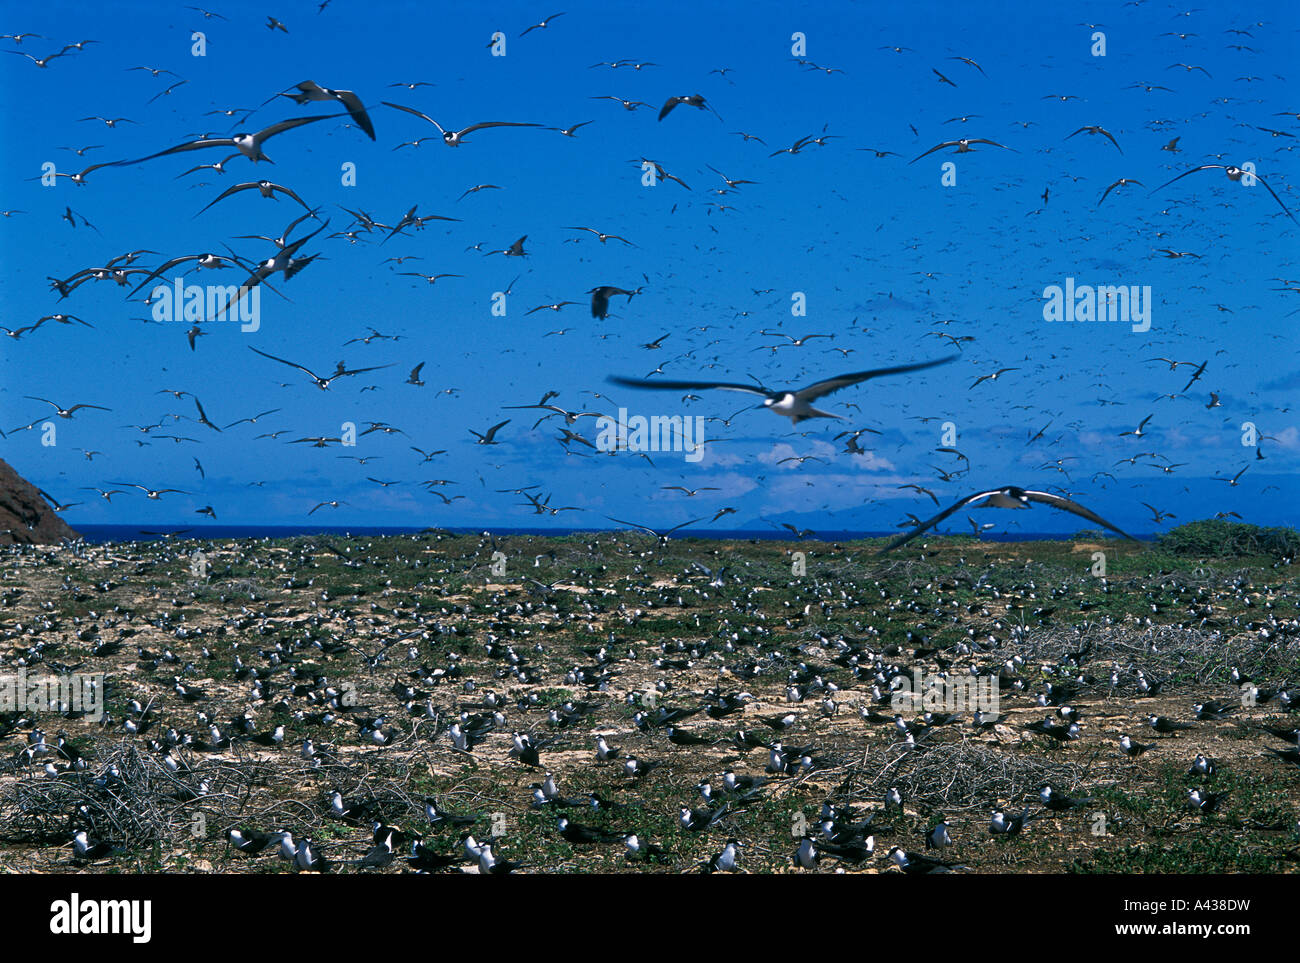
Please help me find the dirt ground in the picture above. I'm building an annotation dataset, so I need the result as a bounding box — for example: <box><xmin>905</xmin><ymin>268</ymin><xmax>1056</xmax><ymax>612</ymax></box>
<box><xmin>1</xmin><ymin>532</ymin><xmax>1297</xmax><ymax>873</ymax></box>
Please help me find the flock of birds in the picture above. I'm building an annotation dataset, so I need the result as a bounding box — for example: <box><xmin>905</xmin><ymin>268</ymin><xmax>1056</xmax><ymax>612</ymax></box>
<box><xmin>0</xmin><ymin>3</ymin><xmax>1297</xmax><ymax>875</ymax></box>
<box><xmin>2</xmin><ymin>1</ymin><xmax>1293</xmax><ymax>543</ymax></box>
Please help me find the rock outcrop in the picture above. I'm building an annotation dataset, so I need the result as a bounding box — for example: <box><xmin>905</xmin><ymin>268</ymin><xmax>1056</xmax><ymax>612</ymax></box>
<box><xmin>0</xmin><ymin>458</ymin><xmax>80</xmax><ymax>544</ymax></box>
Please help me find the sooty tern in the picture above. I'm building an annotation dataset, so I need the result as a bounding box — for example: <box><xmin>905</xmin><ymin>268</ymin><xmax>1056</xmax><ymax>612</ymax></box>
<box><xmin>608</xmin><ymin>356</ymin><xmax>956</xmax><ymax>425</ymax></box>
<box><xmin>881</xmin><ymin>486</ymin><xmax>1135</xmax><ymax>552</ymax></box>
<box><xmin>382</xmin><ymin>101</ymin><xmax>540</xmax><ymax>146</ymax></box>
<box><xmin>113</xmin><ymin>114</ymin><xmax>342</xmax><ymax>166</ymax></box>
<box><xmin>1151</xmin><ymin>164</ymin><xmax>1296</xmax><ymax>223</ymax></box>
<box><xmin>910</xmin><ymin>138</ymin><xmax>1015</xmax><ymax>163</ymax></box>
<box><xmin>248</xmin><ymin>346</ymin><xmax>393</xmax><ymax>389</ymax></box>
<box><xmin>274</xmin><ymin>80</ymin><xmax>375</xmax><ymax>139</ymax></box>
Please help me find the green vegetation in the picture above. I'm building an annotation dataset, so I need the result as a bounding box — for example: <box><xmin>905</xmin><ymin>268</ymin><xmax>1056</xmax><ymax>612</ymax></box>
<box><xmin>1156</xmin><ymin>520</ymin><xmax>1300</xmax><ymax>560</ymax></box>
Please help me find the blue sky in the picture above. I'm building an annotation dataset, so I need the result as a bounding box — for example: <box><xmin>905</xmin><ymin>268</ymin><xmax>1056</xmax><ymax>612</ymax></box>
<box><xmin>2</xmin><ymin>0</ymin><xmax>1297</xmax><ymax>538</ymax></box>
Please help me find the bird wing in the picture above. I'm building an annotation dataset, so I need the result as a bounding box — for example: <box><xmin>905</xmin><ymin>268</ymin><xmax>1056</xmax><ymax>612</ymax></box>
<box><xmin>253</xmin><ymin>114</ymin><xmax>339</xmax><ymax>141</ymax></box>
<box><xmin>248</xmin><ymin>346</ymin><xmax>323</xmax><ymax>382</ymax></box>
<box><xmin>194</xmin><ymin>397</ymin><xmax>221</xmax><ymax>431</ymax></box>
<box><xmin>665</xmin><ymin>516</ymin><xmax>708</xmax><ymax>534</ymax></box>
<box><xmin>458</xmin><ymin>121</ymin><xmax>541</xmax><ymax>136</ymax></box>
<box><xmin>195</xmin><ymin>181</ymin><xmax>257</xmax><ymax>216</ymax></box>
<box><xmin>1253</xmin><ymin>173</ymin><xmax>1298</xmax><ymax>222</ymax></box>
<box><xmin>909</xmin><ymin>141</ymin><xmax>956</xmax><ymax>164</ymax></box>
<box><xmin>112</xmin><ymin>135</ymin><xmax>239</xmax><ymax>166</ymax></box>
<box><xmin>1022</xmin><ymin>490</ymin><xmax>1136</xmax><ymax>540</ymax></box>
<box><xmin>126</xmin><ymin>254</ymin><xmax>207</xmax><ymax>297</ymax></box>
<box><xmin>879</xmin><ymin>490</ymin><xmax>1009</xmax><ymax>553</ymax></box>
<box><xmin>338</xmin><ymin>362</ymin><xmax>395</xmax><ymax>378</ymax></box>
<box><xmin>330</xmin><ymin>88</ymin><xmax>375</xmax><ymax>139</ymax></box>
<box><xmin>270</xmin><ymin>183</ymin><xmax>312</xmax><ymax>209</ymax></box>
<box><xmin>607</xmin><ymin>375</ymin><xmax>769</xmax><ymax>397</ymax></box>
<box><xmin>381</xmin><ymin>101</ymin><xmax>447</xmax><ymax>134</ymax></box>
<box><xmin>1150</xmin><ymin>165</ymin><xmax>1220</xmax><ymax>195</ymax></box>
<box><xmin>797</xmin><ymin>356</ymin><xmax>956</xmax><ymax>401</ymax></box>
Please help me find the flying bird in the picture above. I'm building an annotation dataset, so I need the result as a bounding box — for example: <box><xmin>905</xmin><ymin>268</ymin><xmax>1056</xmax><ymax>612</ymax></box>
<box><xmin>1098</xmin><ymin>178</ymin><xmax>1144</xmax><ymax>207</ymax></box>
<box><xmin>248</xmin><ymin>347</ymin><xmax>393</xmax><ymax>389</ymax></box>
<box><xmin>910</xmin><ymin>138</ymin><xmax>1014</xmax><ymax>163</ymax></box>
<box><xmin>520</xmin><ymin>12</ymin><xmax>565</xmax><ymax>36</ymax></box>
<box><xmin>1064</xmin><ymin>125</ymin><xmax>1122</xmax><ymax>153</ymax></box>
<box><xmin>589</xmin><ymin>285</ymin><xmax>636</xmax><ymax>319</ymax></box>
<box><xmin>23</xmin><ymin>397</ymin><xmax>110</xmax><ymax>419</ymax></box>
<box><xmin>274</xmin><ymin>80</ymin><xmax>376</xmax><ymax>139</ymax></box>
<box><xmin>195</xmin><ymin>180</ymin><xmax>310</xmax><ymax>217</ymax></box>
<box><xmin>881</xmin><ymin>487</ymin><xmax>1136</xmax><ymax>553</ymax></box>
<box><xmin>470</xmin><ymin>420</ymin><xmax>510</xmax><ymax>445</ymax></box>
<box><xmin>1151</xmin><ymin>164</ymin><xmax>1296</xmax><ymax>223</ymax></box>
<box><xmin>113</xmin><ymin>114</ymin><xmax>343</xmax><ymax>166</ymax></box>
<box><xmin>382</xmin><ymin>102</ymin><xmax>540</xmax><ymax>146</ymax></box>
<box><xmin>658</xmin><ymin>94</ymin><xmax>721</xmax><ymax>121</ymax></box>
<box><xmin>608</xmin><ymin>357</ymin><xmax>957</xmax><ymax>425</ymax></box>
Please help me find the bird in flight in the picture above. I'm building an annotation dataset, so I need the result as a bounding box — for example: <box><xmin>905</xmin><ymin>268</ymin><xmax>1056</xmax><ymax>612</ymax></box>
<box><xmin>308</xmin><ymin>500</ymin><xmax>349</xmax><ymax>515</ymax></box>
<box><xmin>1214</xmin><ymin>466</ymin><xmax>1249</xmax><ymax>487</ymax></box>
<box><xmin>1151</xmin><ymin>164</ymin><xmax>1296</xmax><ymax>223</ymax></box>
<box><xmin>194</xmin><ymin>180</ymin><xmax>311</xmax><ymax>217</ymax></box>
<box><xmin>111</xmin><ymin>484</ymin><xmax>192</xmax><ymax>501</ymax></box>
<box><xmin>910</xmin><ymin>138</ymin><xmax>1015</xmax><ymax>163</ymax></box>
<box><xmin>589</xmin><ymin>285</ymin><xmax>636</xmax><ymax>319</ymax></box>
<box><xmin>658</xmin><ymin>94</ymin><xmax>721</xmax><ymax>122</ymax></box>
<box><xmin>547</xmin><ymin>121</ymin><xmax>593</xmax><ymax>138</ymax></box>
<box><xmin>382</xmin><ymin>102</ymin><xmax>540</xmax><ymax>146</ymax></box>
<box><xmin>970</xmin><ymin>367</ymin><xmax>1018</xmax><ymax>389</ymax></box>
<box><xmin>520</xmin><ymin>11</ymin><xmax>565</xmax><ymax>36</ymax></box>
<box><xmin>565</xmin><ymin>226</ymin><xmax>635</xmax><ymax>246</ymax></box>
<box><xmin>881</xmin><ymin>487</ymin><xmax>1136</xmax><ymax>553</ymax></box>
<box><xmin>273</xmin><ymin>80</ymin><xmax>376</xmax><ymax>139</ymax></box>
<box><xmin>1119</xmin><ymin>414</ymin><xmax>1153</xmax><ymax>437</ymax></box>
<box><xmin>604</xmin><ymin>515</ymin><xmax>708</xmax><ymax>544</ymax></box>
<box><xmin>1064</xmin><ymin>125</ymin><xmax>1122</xmax><ymax>153</ymax></box>
<box><xmin>7</xmin><ymin>47</ymin><xmax>75</xmax><ymax>68</ymax></box>
<box><xmin>1097</xmin><ymin>177</ymin><xmax>1144</xmax><ymax>208</ymax></box>
<box><xmin>470</xmin><ymin>420</ymin><xmax>510</xmax><ymax>445</ymax></box>
<box><xmin>1142</xmin><ymin>502</ymin><xmax>1177</xmax><ymax>525</ymax></box>
<box><xmin>592</xmin><ymin>95</ymin><xmax>653</xmax><ymax>112</ymax></box>
<box><xmin>113</xmin><ymin>114</ymin><xmax>343</xmax><ymax>166</ymax></box>
<box><xmin>608</xmin><ymin>356</ymin><xmax>957</xmax><ymax>425</ymax></box>
<box><xmin>23</xmin><ymin>397</ymin><xmax>110</xmax><ymax>419</ymax></box>
<box><xmin>486</xmin><ymin>236</ymin><xmax>529</xmax><ymax>257</ymax></box>
<box><xmin>248</xmin><ymin>347</ymin><xmax>393</xmax><ymax>389</ymax></box>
